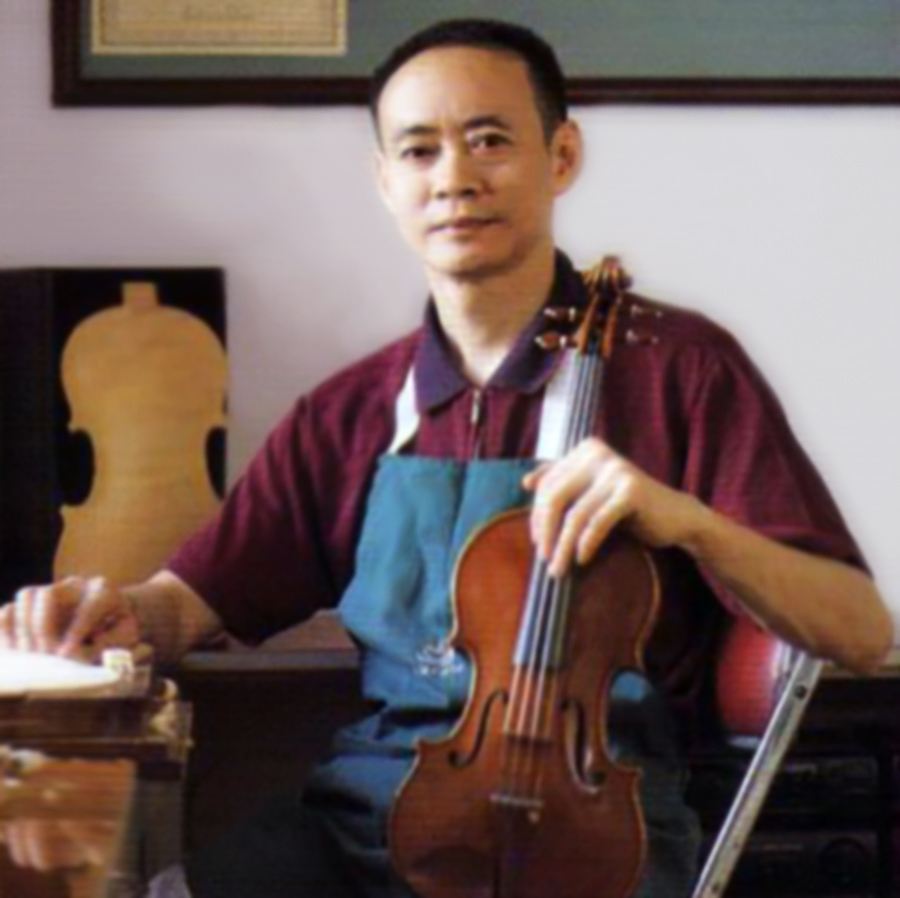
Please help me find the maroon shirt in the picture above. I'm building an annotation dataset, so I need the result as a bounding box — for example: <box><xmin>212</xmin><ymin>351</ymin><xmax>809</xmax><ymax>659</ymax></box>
<box><xmin>169</xmin><ymin>253</ymin><xmax>863</xmax><ymax>731</ymax></box>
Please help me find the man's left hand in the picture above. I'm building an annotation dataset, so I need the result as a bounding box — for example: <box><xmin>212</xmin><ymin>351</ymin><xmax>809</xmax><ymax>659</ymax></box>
<box><xmin>523</xmin><ymin>437</ymin><xmax>704</xmax><ymax>577</ymax></box>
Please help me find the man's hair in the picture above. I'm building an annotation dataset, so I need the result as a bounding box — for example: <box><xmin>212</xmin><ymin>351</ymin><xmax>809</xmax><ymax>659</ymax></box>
<box><xmin>369</xmin><ymin>18</ymin><xmax>568</xmax><ymax>143</ymax></box>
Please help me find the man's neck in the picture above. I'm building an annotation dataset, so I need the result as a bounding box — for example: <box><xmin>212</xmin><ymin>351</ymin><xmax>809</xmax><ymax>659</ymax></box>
<box><xmin>428</xmin><ymin>252</ymin><xmax>556</xmax><ymax>387</ymax></box>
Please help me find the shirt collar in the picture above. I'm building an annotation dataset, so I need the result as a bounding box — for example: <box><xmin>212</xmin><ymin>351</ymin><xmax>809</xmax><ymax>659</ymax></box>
<box><xmin>414</xmin><ymin>252</ymin><xmax>589</xmax><ymax>412</ymax></box>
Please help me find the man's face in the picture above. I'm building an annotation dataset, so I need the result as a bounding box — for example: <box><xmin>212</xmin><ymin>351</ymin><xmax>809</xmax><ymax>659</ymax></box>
<box><xmin>375</xmin><ymin>46</ymin><xmax>581</xmax><ymax>283</ymax></box>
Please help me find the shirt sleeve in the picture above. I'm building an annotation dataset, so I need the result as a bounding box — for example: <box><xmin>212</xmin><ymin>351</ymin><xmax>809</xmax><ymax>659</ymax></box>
<box><xmin>679</xmin><ymin>330</ymin><xmax>867</xmax><ymax>609</ymax></box>
<box><xmin>167</xmin><ymin>397</ymin><xmax>338</xmax><ymax>644</ymax></box>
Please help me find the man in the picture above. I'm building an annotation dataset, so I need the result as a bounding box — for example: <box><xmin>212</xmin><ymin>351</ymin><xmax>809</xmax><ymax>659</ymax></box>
<box><xmin>0</xmin><ymin>18</ymin><xmax>892</xmax><ymax>898</ymax></box>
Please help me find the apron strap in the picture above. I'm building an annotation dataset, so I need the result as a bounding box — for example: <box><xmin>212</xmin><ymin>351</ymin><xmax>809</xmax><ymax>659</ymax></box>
<box><xmin>533</xmin><ymin>351</ymin><xmax>579</xmax><ymax>462</ymax></box>
<box><xmin>387</xmin><ymin>352</ymin><xmax>579</xmax><ymax>461</ymax></box>
<box><xmin>386</xmin><ymin>367</ymin><xmax>420</xmax><ymax>455</ymax></box>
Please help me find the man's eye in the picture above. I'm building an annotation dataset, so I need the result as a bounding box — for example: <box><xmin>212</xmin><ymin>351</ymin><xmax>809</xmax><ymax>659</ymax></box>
<box><xmin>400</xmin><ymin>145</ymin><xmax>437</xmax><ymax>161</ymax></box>
<box><xmin>471</xmin><ymin>132</ymin><xmax>511</xmax><ymax>150</ymax></box>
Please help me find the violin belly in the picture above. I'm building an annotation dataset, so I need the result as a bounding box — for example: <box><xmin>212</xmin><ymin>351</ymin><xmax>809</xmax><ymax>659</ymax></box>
<box><xmin>390</xmin><ymin>511</ymin><xmax>658</xmax><ymax>898</ymax></box>
<box><xmin>390</xmin><ymin>735</ymin><xmax>645</xmax><ymax>898</ymax></box>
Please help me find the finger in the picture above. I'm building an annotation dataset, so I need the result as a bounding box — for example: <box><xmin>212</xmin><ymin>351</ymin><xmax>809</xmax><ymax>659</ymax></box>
<box><xmin>547</xmin><ymin>482</ymin><xmax>620</xmax><ymax>577</ymax></box>
<box><xmin>13</xmin><ymin>589</ymin><xmax>40</xmax><ymax>653</ymax></box>
<box><xmin>57</xmin><ymin>578</ymin><xmax>122</xmax><ymax>660</ymax></box>
<box><xmin>521</xmin><ymin>461</ymin><xmax>552</xmax><ymax>491</ymax></box>
<box><xmin>34</xmin><ymin>578</ymin><xmax>99</xmax><ymax>654</ymax></box>
<box><xmin>86</xmin><ymin>580</ymin><xmax>140</xmax><ymax>652</ymax></box>
<box><xmin>30</xmin><ymin>586</ymin><xmax>72</xmax><ymax>655</ymax></box>
<box><xmin>574</xmin><ymin>492</ymin><xmax>632</xmax><ymax>568</ymax></box>
<box><xmin>3</xmin><ymin>581</ymin><xmax>86</xmax><ymax>654</ymax></box>
<box><xmin>0</xmin><ymin>602</ymin><xmax>16</xmax><ymax>649</ymax></box>
<box><xmin>88</xmin><ymin>616</ymin><xmax>140</xmax><ymax>654</ymax></box>
<box><xmin>530</xmin><ymin>456</ymin><xmax>602</xmax><ymax>561</ymax></box>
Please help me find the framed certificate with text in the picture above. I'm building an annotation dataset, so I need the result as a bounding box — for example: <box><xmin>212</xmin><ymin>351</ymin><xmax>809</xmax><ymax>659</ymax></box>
<box><xmin>53</xmin><ymin>0</ymin><xmax>900</xmax><ymax>106</ymax></box>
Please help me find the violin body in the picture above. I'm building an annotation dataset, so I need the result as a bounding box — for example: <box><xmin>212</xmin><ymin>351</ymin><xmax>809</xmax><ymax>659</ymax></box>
<box><xmin>390</xmin><ymin>507</ymin><xmax>660</xmax><ymax>898</ymax></box>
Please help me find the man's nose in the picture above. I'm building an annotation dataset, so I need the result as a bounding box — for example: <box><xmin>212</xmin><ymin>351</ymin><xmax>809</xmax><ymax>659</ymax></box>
<box><xmin>432</xmin><ymin>147</ymin><xmax>480</xmax><ymax>199</ymax></box>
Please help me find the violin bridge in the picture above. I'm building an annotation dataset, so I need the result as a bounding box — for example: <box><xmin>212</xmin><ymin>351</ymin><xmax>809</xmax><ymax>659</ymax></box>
<box><xmin>489</xmin><ymin>793</ymin><xmax>545</xmax><ymax>825</ymax></box>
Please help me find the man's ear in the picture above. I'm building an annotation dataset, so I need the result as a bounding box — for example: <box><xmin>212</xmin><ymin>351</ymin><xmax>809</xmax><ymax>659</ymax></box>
<box><xmin>373</xmin><ymin>150</ymin><xmax>395</xmax><ymax>213</ymax></box>
<box><xmin>550</xmin><ymin>119</ymin><xmax>584</xmax><ymax>196</ymax></box>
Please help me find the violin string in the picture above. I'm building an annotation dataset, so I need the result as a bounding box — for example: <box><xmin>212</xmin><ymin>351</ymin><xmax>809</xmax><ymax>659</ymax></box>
<box><xmin>510</xmin><ymin>571</ymin><xmax>566</xmax><ymax>804</ymax></box>
<box><xmin>500</xmin><ymin>336</ymin><xmax>605</xmax><ymax>808</ymax></box>
<box><xmin>522</xmin><ymin>570</ymin><xmax>557</xmax><ymax>800</ymax></box>
<box><xmin>505</xmin><ymin>562</ymin><xmax>552</xmax><ymax>802</ymax></box>
<box><xmin>513</xmin><ymin>349</ymin><xmax>595</xmax><ymax>804</ymax></box>
<box><xmin>524</xmin><ymin>353</ymin><xmax>595</xmax><ymax>800</ymax></box>
<box><xmin>526</xmin><ymin>351</ymin><xmax>602</xmax><ymax>801</ymax></box>
<box><xmin>509</xmin><ymin>566</ymin><xmax>542</xmax><ymax>724</ymax></box>
<box><xmin>524</xmin><ymin>351</ymin><xmax>591</xmax><ymax>773</ymax></box>
<box><xmin>500</xmin><ymin>560</ymin><xmax>546</xmax><ymax>801</ymax></box>
<box><xmin>530</xmin><ymin>575</ymin><xmax>567</xmax><ymax>802</ymax></box>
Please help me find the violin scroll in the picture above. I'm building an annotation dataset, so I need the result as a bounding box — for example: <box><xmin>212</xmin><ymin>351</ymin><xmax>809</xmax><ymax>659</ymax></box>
<box><xmin>535</xmin><ymin>256</ymin><xmax>632</xmax><ymax>361</ymax></box>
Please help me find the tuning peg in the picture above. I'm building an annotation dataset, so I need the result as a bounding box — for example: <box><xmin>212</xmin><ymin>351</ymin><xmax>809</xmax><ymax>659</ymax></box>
<box><xmin>535</xmin><ymin>332</ymin><xmax>576</xmax><ymax>351</ymax></box>
<box><xmin>628</xmin><ymin>303</ymin><xmax>663</xmax><ymax>320</ymax></box>
<box><xmin>543</xmin><ymin>306</ymin><xmax>581</xmax><ymax>323</ymax></box>
<box><xmin>625</xmin><ymin>329</ymin><xmax>660</xmax><ymax>346</ymax></box>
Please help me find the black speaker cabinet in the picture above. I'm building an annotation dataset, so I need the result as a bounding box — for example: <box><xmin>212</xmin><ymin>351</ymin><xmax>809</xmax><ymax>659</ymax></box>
<box><xmin>725</xmin><ymin>829</ymin><xmax>879</xmax><ymax>897</ymax></box>
<box><xmin>0</xmin><ymin>267</ymin><xmax>226</xmax><ymax>602</ymax></box>
<box><xmin>688</xmin><ymin>754</ymin><xmax>881</xmax><ymax>829</ymax></box>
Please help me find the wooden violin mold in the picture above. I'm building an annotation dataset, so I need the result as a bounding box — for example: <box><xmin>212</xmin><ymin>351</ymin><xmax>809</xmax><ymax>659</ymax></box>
<box><xmin>54</xmin><ymin>282</ymin><xmax>227</xmax><ymax>586</ymax></box>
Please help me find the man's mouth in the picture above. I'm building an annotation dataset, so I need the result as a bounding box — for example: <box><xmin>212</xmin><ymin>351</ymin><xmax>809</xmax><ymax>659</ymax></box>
<box><xmin>431</xmin><ymin>216</ymin><xmax>500</xmax><ymax>233</ymax></box>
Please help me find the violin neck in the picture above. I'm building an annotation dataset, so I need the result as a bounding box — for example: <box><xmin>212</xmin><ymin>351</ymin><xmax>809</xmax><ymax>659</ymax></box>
<box><xmin>561</xmin><ymin>352</ymin><xmax>604</xmax><ymax>452</ymax></box>
<box><xmin>514</xmin><ymin>349</ymin><xmax>605</xmax><ymax>671</ymax></box>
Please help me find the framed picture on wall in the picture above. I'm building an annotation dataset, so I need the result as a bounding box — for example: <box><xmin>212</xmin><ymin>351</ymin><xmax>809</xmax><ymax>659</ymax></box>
<box><xmin>53</xmin><ymin>0</ymin><xmax>900</xmax><ymax>106</ymax></box>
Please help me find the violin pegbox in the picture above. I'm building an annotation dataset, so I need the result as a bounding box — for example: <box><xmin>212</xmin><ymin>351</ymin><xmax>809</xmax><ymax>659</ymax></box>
<box><xmin>534</xmin><ymin>306</ymin><xmax>581</xmax><ymax>352</ymax></box>
<box><xmin>535</xmin><ymin>305</ymin><xmax>606</xmax><ymax>354</ymax></box>
<box><xmin>536</xmin><ymin>257</ymin><xmax>665</xmax><ymax>357</ymax></box>
<box><xmin>536</xmin><ymin>255</ymin><xmax>630</xmax><ymax>358</ymax></box>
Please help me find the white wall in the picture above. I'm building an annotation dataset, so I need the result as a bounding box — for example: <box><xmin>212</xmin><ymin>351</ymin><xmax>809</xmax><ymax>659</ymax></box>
<box><xmin>2</xmin><ymin>2</ymin><xmax>898</xmax><ymax>632</ymax></box>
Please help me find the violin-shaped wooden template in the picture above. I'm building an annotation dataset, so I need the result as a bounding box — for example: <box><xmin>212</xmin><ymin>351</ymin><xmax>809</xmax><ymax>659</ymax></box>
<box><xmin>54</xmin><ymin>282</ymin><xmax>226</xmax><ymax>586</ymax></box>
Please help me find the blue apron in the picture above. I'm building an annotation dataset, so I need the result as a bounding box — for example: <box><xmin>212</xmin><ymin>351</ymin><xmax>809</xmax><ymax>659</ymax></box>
<box><xmin>304</xmin><ymin>368</ymin><xmax>701</xmax><ymax>898</ymax></box>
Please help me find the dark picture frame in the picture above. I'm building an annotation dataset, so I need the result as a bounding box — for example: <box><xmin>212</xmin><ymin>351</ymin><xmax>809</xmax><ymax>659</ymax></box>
<box><xmin>53</xmin><ymin>0</ymin><xmax>900</xmax><ymax>106</ymax></box>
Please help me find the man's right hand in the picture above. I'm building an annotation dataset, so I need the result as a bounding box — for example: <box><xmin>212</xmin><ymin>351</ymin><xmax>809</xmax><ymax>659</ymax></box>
<box><xmin>0</xmin><ymin>577</ymin><xmax>141</xmax><ymax>661</ymax></box>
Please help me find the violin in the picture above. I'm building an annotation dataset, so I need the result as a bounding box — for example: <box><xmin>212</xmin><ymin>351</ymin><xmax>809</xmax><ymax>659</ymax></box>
<box><xmin>390</xmin><ymin>259</ymin><xmax>659</xmax><ymax>898</ymax></box>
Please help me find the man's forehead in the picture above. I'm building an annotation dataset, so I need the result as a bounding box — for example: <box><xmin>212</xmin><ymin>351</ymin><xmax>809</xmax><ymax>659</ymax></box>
<box><xmin>376</xmin><ymin>46</ymin><xmax>535</xmax><ymax>134</ymax></box>
<box><xmin>386</xmin><ymin>43</ymin><xmax>527</xmax><ymax>80</ymax></box>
